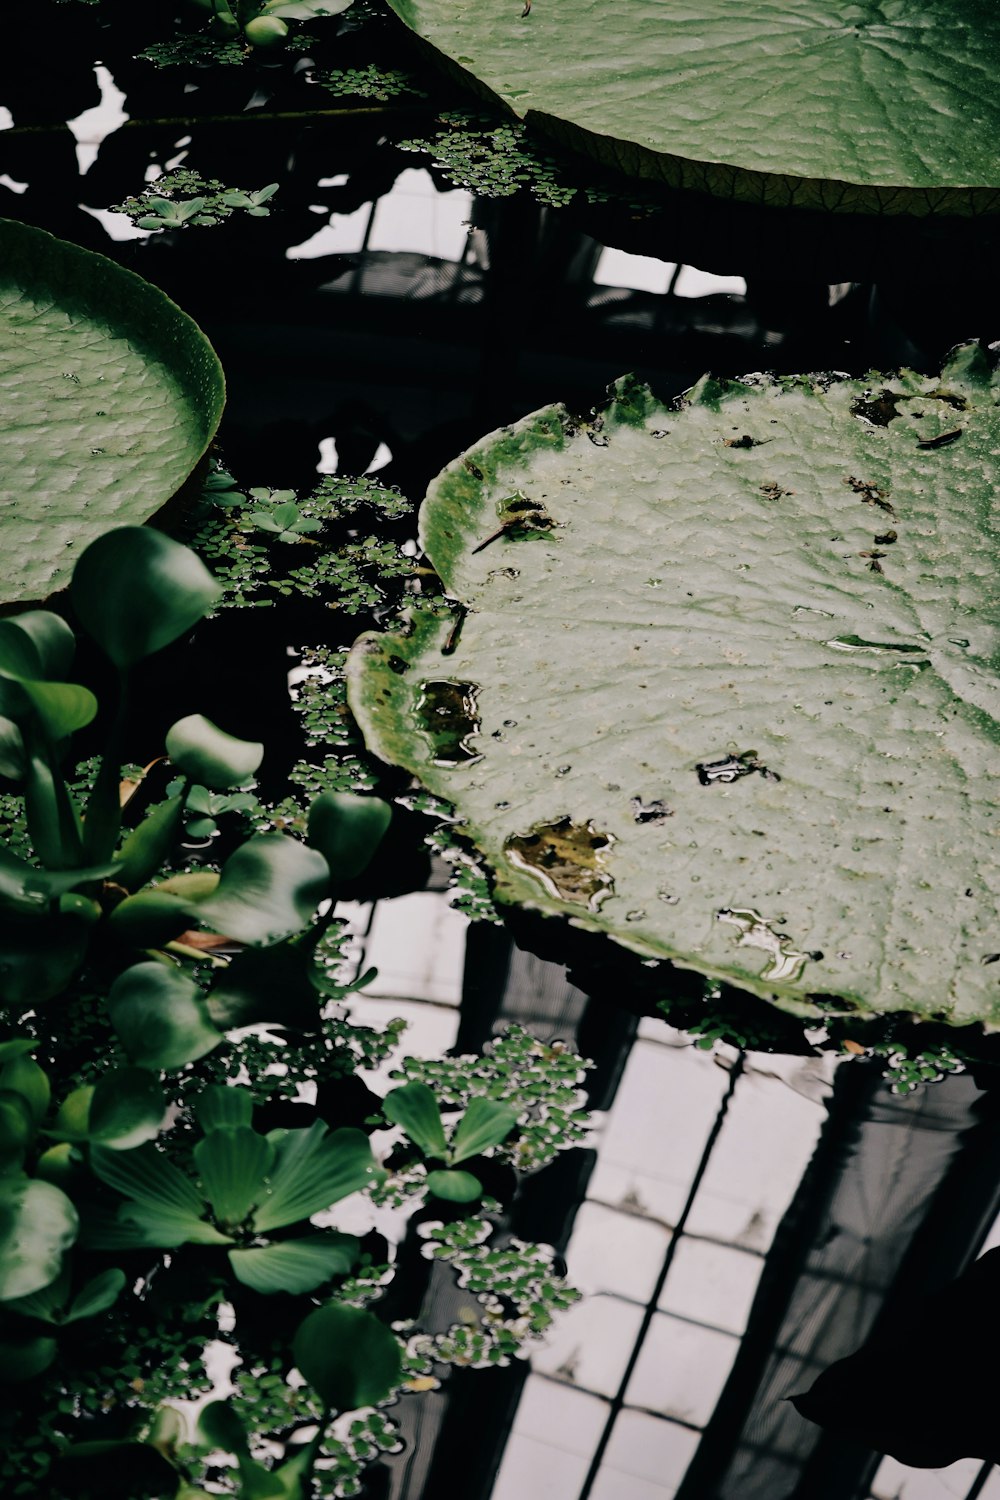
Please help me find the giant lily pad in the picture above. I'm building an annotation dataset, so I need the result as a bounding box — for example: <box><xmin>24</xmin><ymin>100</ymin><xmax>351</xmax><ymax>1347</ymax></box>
<box><xmin>0</xmin><ymin>219</ymin><xmax>225</xmax><ymax>605</ymax></box>
<box><xmin>385</xmin><ymin>0</ymin><xmax>1000</xmax><ymax>215</ymax></box>
<box><xmin>348</xmin><ymin>344</ymin><xmax>1000</xmax><ymax>1025</ymax></box>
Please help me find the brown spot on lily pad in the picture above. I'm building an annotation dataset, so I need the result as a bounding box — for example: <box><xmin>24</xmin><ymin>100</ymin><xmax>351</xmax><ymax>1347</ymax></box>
<box><xmin>505</xmin><ymin>816</ymin><xmax>615</xmax><ymax>909</ymax></box>
<box><xmin>845</xmin><ymin>476</ymin><xmax>895</xmax><ymax>514</ymax></box>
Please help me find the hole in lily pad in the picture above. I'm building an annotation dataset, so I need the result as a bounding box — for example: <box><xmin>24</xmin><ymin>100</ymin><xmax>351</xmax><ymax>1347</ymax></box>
<box><xmin>717</xmin><ymin>907</ymin><xmax>817</xmax><ymax>984</ymax></box>
<box><xmin>504</xmin><ymin>817</ymin><xmax>615</xmax><ymax>910</ymax></box>
<box><xmin>415</xmin><ymin>680</ymin><xmax>482</xmax><ymax>766</ymax></box>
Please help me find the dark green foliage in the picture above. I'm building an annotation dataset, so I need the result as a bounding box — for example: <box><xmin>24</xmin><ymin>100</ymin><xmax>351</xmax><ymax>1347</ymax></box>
<box><xmin>113</xmin><ymin>171</ymin><xmax>280</xmax><ymax>231</ymax></box>
<box><xmin>182</xmin><ymin>468</ymin><xmax>414</xmax><ymax>613</ymax></box>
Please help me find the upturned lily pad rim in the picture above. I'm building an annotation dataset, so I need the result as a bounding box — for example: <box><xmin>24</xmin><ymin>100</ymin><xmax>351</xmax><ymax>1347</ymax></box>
<box><xmin>0</xmin><ymin>218</ymin><xmax>225</xmax><ymax>407</ymax></box>
<box><xmin>0</xmin><ymin>217</ymin><xmax>226</xmax><ymax>609</ymax></box>
<box><xmin>347</xmin><ymin>348</ymin><xmax>1000</xmax><ymax>1029</ymax></box>
<box><xmin>384</xmin><ymin>0</ymin><xmax>1000</xmax><ymax>217</ymax></box>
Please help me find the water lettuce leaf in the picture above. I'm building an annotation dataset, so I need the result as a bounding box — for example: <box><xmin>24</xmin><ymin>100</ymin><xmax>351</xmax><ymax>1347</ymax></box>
<box><xmin>385</xmin><ymin>0</ymin><xmax>1000</xmax><ymax>215</ymax></box>
<box><xmin>349</xmin><ymin>345</ymin><xmax>1000</xmax><ymax>1025</ymax></box>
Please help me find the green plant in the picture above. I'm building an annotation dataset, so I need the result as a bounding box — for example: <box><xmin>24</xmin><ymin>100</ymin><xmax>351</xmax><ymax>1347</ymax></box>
<box><xmin>392</xmin><ymin>1025</ymin><xmax>593</xmax><ymax>1172</ymax></box>
<box><xmin>84</xmin><ymin>1084</ymin><xmax>382</xmax><ymax>1294</ymax></box>
<box><xmin>182</xmin><ymin>467</ymin><xmax>415</xmax><ymax>612</ymax></box>
<box><xmin>315</xmin><ymin>63</ymin><xmax>427</xmax><ymax>100</ymax></box>
<box><xmin>113</xmin><ymin>171</ymin><xmax>280</xmax><ymax>231</ymax></box>
<box><xmin>0</xmin><ymin>527</ymin><xmax>325</xmax><ymax>1012</ymax></box>
<box><xmin>155</xmin><ymin>0</ymin><xmax>354</xmax><ymax>59</ymax></box>
<box><xmin>56</xmin><ymin>1302</ymin><xmax>403</xmax><ymax>1498</ymax></box>
<box><xmin>382</xmin><ymin>1081</ymin><xmax>517</xmax><ymax>1202</ymax></box>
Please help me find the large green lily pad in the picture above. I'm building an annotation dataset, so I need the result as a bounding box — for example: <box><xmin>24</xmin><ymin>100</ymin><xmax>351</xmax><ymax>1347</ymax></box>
<box><xmin>348</xmin><ymin>344</ymin><xmax>1000</xmax><ymax>1026</ymax></box>
<box><xmin>0</xmin><ymin>219</ymin><xmax>225</xmax><ymax>606</ymax></box>
<box><xmin>386</xmin><ymin>0</ymin><xmax>1000</xmax><ymax>215</ymax></box>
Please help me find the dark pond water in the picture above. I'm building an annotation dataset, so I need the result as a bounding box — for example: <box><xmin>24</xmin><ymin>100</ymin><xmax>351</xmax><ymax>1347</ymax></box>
<box><xmin>4</xmin><ymin>5</ymin><xmax>1000</xmax><ymax>1497</ymax></box>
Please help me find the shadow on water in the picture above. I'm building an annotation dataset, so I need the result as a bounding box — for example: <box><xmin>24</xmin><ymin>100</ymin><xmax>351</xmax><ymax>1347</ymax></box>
<box><xmin>4</xmin><ymin>5</ymin><xmax>1000</xmax><ymax>1497</ymax></box>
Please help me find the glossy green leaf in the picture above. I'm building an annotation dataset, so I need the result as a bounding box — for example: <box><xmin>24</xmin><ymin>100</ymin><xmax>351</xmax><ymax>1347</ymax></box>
<box><xmin>0</xmin><ymin>1177</ymin><xmax>78</xmax><ymax>1299</ymax></box>
<box><xmin>194</xmin><ymin>1126</ymin><xmax>274</xmax><ymax>1228</ymax></box>
<box><xmin>306</xmin><ymin>791</ymin><xmax>392</xmax><ymax>885</ymax></box>
<box><xmin>108</xmin><ymin>962</ymin><xmax>224</xmax><ymax>1070</ymax></box>
<box><xmin>17</xmin><ymin>680</ymin><xmax>97</xmax><ymax>740</ymax></box>
<box><xmin>0</xmin><ymin>615</ymin><xmax>98</xmax><ymax>741</ymax></box>
<box><xmin>87</xmin><ymin>1068</ymin><xmax>166</xmax><ymax>1150</ymax></box>
<box><xmin>84</xmin><ymin>1199</ymin><xmax>231</xmax><ymax>1250</ymax></box>
<box><xmin>195</xmin><ymin>1085</ymin><xmax>254</xmax><ymax>1133</ymax></box>
<box><xmin>107</xmin><ymin>879</ymin><xmax>215</xmax><ymax>948</ymax></box>
<box><xmin>385</xmin><ymin>0</ymin><xmax>1000</xmax><ymax>215</ymax></box>
<box><xmin>449</xmin><ymin>1097</ymin><xmax>518</xmax><ymax>1164</ymax></box>
<box><xmin>52</xmin><ymin>1437</ymin><xmax>184</xmax><ymax>1493</ymax></box>
<box><xmin>349</xmin><ymin>349</ymin><xmax>1000</xmax><ymax>1025</ymax></box>
<box><xmin>194</xmin><ymin>834</ymin><xmax>330</xmax><ymax>946</ymax></box>
<box><xmin>54</xmin><ymin>1070</ymin><xmax>164</xmax><ymax>1153</ymax></box>
<box><xmin>253</xmin><ymin>1123</ymin><xmax>379</xmax><ymax>1232</ymax></box>
<box><xmin>0</xmin><ymin>1334</ymin><xmax>58</xmax><ymax>1381</ymax></box>
<box><xmin>34</xmin><ymin>1142</ymin><xmax>80</xmax><ymax>1188</ymax></box>
<box><xmin>264</xmin><ymin>0</ymin><xmax>354</xmax><ymax>17</ymax></box>
<box><xmin>0</xmin><ymin>1090</ymin><xmax>35</xmax><ymax>1169</ymax></box>
<box><xmin>0</xmin><ymin>907</ymin><xmax>96</xmax><ymax>1004</ymax></box>
<box><xmin>114</xmin><ymin>794</ymin><xmax>185</xmax><ymax>892</ymax></box>
<box><xmin>11</xmin><ymin>1266</ymin><xmax>126</xmax><ymax>1325</ymax></box>
<box><xmin>63</xmin><ymin>1267</ymin><xmax>127</xmax><ymax>1322</ymax></box>
<box><xmin>165</xmin><ymin>714</ymin><xmax>263</xmax><ymax>791</ymax></box>
<box><xmin>0</xmin><ymin>611</ymin><xmax>75</xmax><ymax>681</ymax></box>
<box><xmin>382</xmin><ymin>1081</ymin><xmax>448</xmax><ymax>1159</ymax></box>
<box><xmin>228</xmin><ymin>1232</ymin><xmax>360</xmax><ymax>1294</ymax></box>
<box><xmin>0</xmin><ymin>853</ymin><xmax>121</xmax><ymax>908</ymax></box>
<box><xmin>89</xmin><ymin>1142</ymin><xmax>203</xmax><ymax>1216</ymax></box>
<box><xmin>292</xmin><ymin>1302</ymin><xmax>402</xmax><ymax>1412</ymax></box>
<box><xmin>4</xmin><ymin>1264</ymin><xmax>69</xmax><ymax>1322</ymax></box>
<box><xmin>0</xmin><ymin>1053</ymin><xmax>50</xmax><ymax>1124</ymax></box>
<box><xmin>0</xmin><ymin>716</ymin><xmax>25</xmax><ymax>778</ymax></box>
<box><xmin>425</xmin><ymin>1168</ymin><xmax>484</xmax><ymax>1203</ymax></box>
<box><xmin>71</xmin><ymin>527</ymin><xmax>221</xmax><ymax>670</ymax></box>
<box><xmin>86</xmin><ymin>1143</ymin><xmax>231</xmax><ymax>1248</ymax></box>
<box><xmin>198</xmin><ymin>1399</ymin><xmax>250</xmax><ymax>1453</ymax></box>
<box><xmin>0</xmin><ymin>220</ymin><xmax>225</xmax><ymax>606</ymax></box>
<box><xmin>207</xmin><ymin>943</ymin><xmax>323</xmax><ymax>1031</ymax></box>
<box><xmin>197</xmin><ymin>1402</ymin><xmax>293</xmax><ymax>1498</ymax></box>
<box><xmin>0</xmin><ymin>1040</ymin><xmax>36</xmax><ymax>1064</ymax></box>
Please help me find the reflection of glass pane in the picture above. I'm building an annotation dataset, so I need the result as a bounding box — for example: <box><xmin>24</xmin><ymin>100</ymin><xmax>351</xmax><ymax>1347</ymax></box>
<box><xmin>567</xmin><ymin>1201</ymin><xmax>670</xmax><ymax>1302</ymax></box>
<box><xmin>532</xmin><ymin>1293</ymin><xmax>645</xmax><ymax>1397</ymax></box>
<box><xmin>598</xmin><ymin>1410</ymin><xmax>701</xmax><ymax>1496</ymax></box>
<box><xmin>490</xmin><ymin>1436</ymin><xmax>592</xmax><ymax>1500</ymax></box>
<box><xmin>367</xmin><ymin>167</ymin><xmax>472</xmax><ymax>261</ymax></box>
<box><xmin>593</xmin><ymin>248</ymin><xmax>675</xmax><ymax>295</ymax></box>
<box><xmin>510</xmin><ymin>1375</ymin><xmax>608</xmax><ymax>1453</ymax></box>
<box><xmin>625</xmin><ymin>1313</ymin><xmax>738</xmax><ymax>1426</ymax></box>
<box><xmin>684</xmin><ymin>1067</ymin><xmax>826</xmax><ymax>1249</ymax></box>
<box><xmin>588</xmin><ymin>1041</ymin><xmax>731</xmax><ymax>1228</ymax></box>
<box><xmin>286</xmin><ymin>203</ymin><xmax>372</xmax><ymax>258</ymax></box>
<box><xmin>869</xmin><ymin>1455</ymin><xmax>991</xmax><ymax>1500</ymax></box>
<box><xmin>657</xmin><ymin>1236</ymin><xmax>763</xmax><ymax>1334</ymax></box>
<box><xmin>67</xmin><ymin>65</ymin><xmax>128</xmax><ymax>174</ymax></box>
<box><xmin>361</xmin><ymin>892</ymin><xmax>468</xmax><ymax>1006</ymax></box>
<box><xmin>672</xmin><ymin>265</ymin><xmax>746</xmax><ymax>298</ymax></box>
<box><xmin>491</xmin><ymin>1373</ymin><xmax>609</xmax><ymax>1498</ymax></box>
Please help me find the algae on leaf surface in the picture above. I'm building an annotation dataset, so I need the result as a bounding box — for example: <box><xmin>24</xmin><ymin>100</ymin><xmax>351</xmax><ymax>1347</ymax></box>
<box><xmin>348</xmin><ymin>345</ymin><xmax>1000</xmax><ymax>1025</ymax></box>
<box><xmin>0</xmin><ymin>220</ymin><xmax>225</xmax><ymax>605</ymax></box>
<box><xmin>384</xmin><ymin>0</ymin><xmax>1000</xmax><ymax>214</ymax></box>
